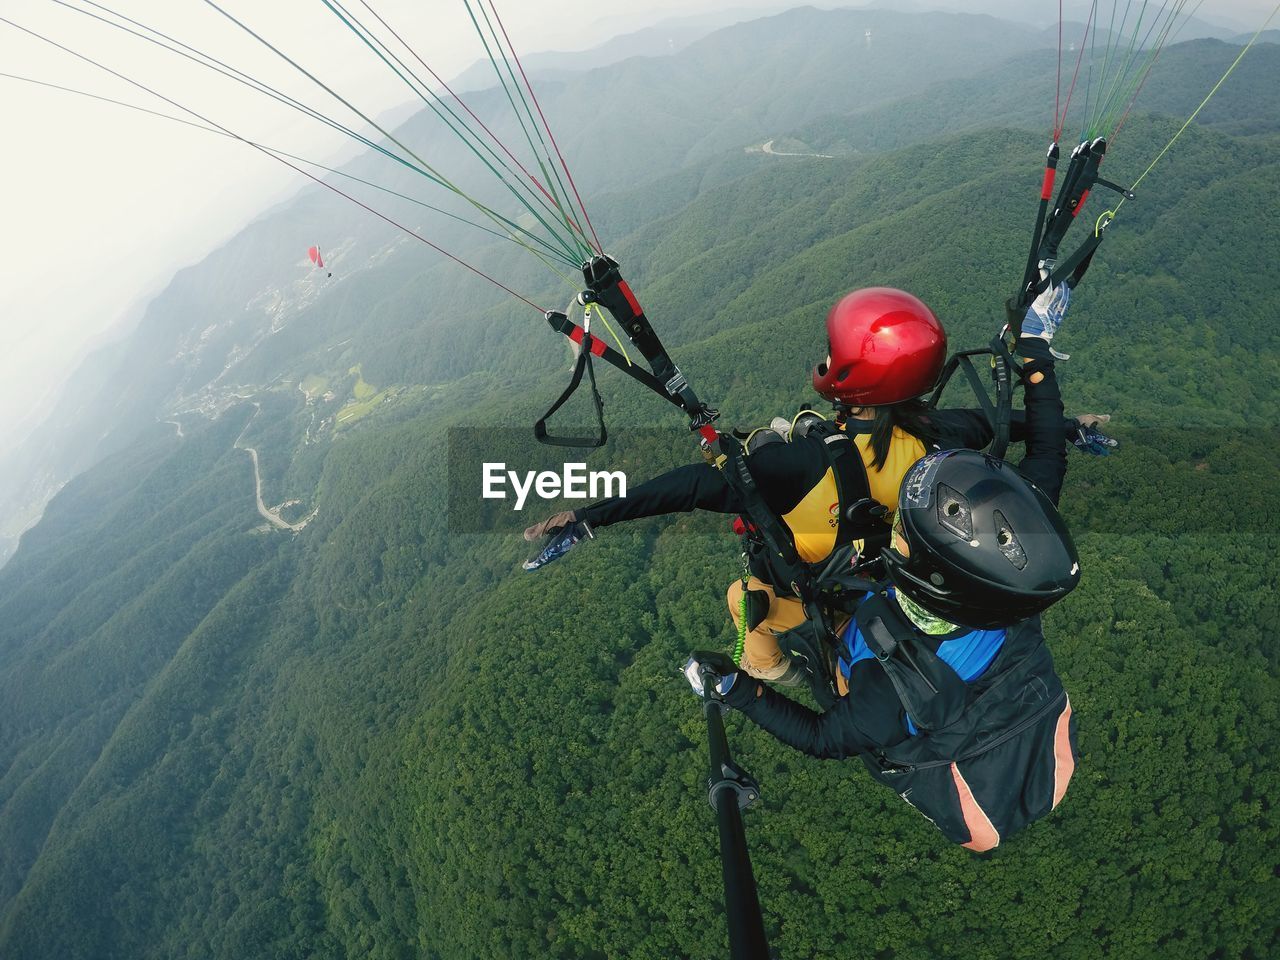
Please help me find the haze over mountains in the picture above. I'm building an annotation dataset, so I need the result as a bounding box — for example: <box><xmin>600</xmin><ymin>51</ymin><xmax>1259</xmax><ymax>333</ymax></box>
<box><xmin>1</xmin><ymin>5</ymin><xmax>1277</xmax><ymax>958</ymax></box>
<box><xmin>0</xmin><ymin>5</ymin><xmax>1061</xmax><ymax>565</ymax></box>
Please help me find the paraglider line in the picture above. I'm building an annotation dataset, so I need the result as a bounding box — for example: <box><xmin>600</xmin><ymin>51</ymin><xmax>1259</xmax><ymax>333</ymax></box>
<box><xmin>462</xmin><ymin>0</ymin><xmax>591</xmax><ymax>261</ymax></box>
<box><xmin>1054</xmin><ymin>0</ymin><xmax>1063</xmax><ymax>135</ymax></box>
<box><xmin>0</xmin><ymin>70</ymin><xmax>557</xmax><ymax>257</ymax></box>
<box><xmin>352</xmin><ymin>0</ymin><xmax>592</xmax><ymax>244</ymax></box>
<box><xmin>1057</xmin><ymin>0</ymin><xmax>1096</xmax><ymax>140</ymax></box>
<box><xmin>1108</xmin><ymin>0</ymin><xmax>1205</xmax><ymax>144</ymax></box>
<box><xmin>1094</xmin><ymin>0</ymin><xmax>1193</xmax><ymax>139</ymax></box>
<box><xmin>48</xmin><ymin>0</ymin><xmax>574</xmax><ymax>266</ymax></box>
<box><xmin>0</xmin><ymin>14</ymin><xmax>546</xmax><ymax>312</ymax></box>
<box><xmin>1118</xmin><ymin>0</ymin><xmax>1280</xmax><ymax>210</ymax></box>
<box><xmin>321</xmin><ymin>0</ymin><xmax>589</xmax><ymax>260</ymax></box>
<box><xmin>486</xmin><ymin>0</ymin><xmax>603</xmax><ymax>254</ymax></box>
<box><xmin>471</xmin><ymin>0</ymin><xmax>585</xmax><ymax>255</ymax></box>
<box><xmin>196</xmin><ymin>0</ymin><xmax>584</xmax><ymax>264</ymax></box>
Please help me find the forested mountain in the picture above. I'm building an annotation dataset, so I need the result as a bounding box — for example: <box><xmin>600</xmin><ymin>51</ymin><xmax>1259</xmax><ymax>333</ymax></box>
<box><xmin>1</xmin><ymin>7</ymin><xmax>1277</xmax><ymax>959</ymax></box>
<box><xmin>0</xmin><ymin>6</ymin><xmax>1054</xmax><ymax>566</ymax></box>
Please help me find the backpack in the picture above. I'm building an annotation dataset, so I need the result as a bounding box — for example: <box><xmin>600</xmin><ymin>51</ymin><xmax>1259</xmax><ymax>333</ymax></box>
<box><xmin>855</xmin><ymin>591</ymin><xmax>1078</xmax><ymax>851</ymax></box>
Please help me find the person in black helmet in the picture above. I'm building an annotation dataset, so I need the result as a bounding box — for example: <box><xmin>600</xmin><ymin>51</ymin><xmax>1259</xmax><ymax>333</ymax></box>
<box><xmin>683</xmin><ymin>272</ymin><xmax>1082</xmax><ymax>851</ymax></box>
<box><xmin>524</xmin><ymin>287</ymin><xmax>1112</xmax><ymax>689</ymax></box>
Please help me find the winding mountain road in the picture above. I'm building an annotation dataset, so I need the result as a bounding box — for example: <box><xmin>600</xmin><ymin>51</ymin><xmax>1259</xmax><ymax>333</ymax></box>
<box><xmin>234</xmin><ymin>403</ymin><xmax>318</xmax><ymax>532</ymax></box>
<box><xmin>760</xmin><ymin>138</ymin><xmax>834</xmax><ymax>159</ymax></box>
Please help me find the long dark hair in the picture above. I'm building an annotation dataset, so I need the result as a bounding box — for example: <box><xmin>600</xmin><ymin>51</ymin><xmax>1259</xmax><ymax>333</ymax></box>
<box><xmin>858</xmin><ymin>399</ymin><xmax>941</xmax><ymax>470</ymax></box>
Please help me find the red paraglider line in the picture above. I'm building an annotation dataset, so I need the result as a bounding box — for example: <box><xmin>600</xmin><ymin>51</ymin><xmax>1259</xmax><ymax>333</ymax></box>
<box><xmin>354</xmin><ymin>0</ymin><xmax>590</xmax><ymax>247</ymax></box>
<box><xmin>1</xmin><ymin>15</ymin><xmax>547</xmax><ymax>313</ymax></box>
<box><xmin>1057</xmin><ymin>0</ymin><xmax>1096</xmax><ymax>141</ymax></box>
<box><xmin>487</xmin><ymin>0</ymin><xmax>603</xmax><ymax>255</ymax></box>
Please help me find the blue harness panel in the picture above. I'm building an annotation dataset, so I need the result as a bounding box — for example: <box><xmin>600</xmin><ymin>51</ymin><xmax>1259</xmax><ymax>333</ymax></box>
<box><xmin>838</xmin><ymin>590</ymin><xmax>1006</xmax><ymax>734</ymax></box>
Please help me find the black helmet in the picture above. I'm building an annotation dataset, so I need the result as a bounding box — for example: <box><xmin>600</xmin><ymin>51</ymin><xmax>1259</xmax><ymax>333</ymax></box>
<box><xmin>882</xmin><ymin>450</ymin><xmax>1080</xmax><ymax>629</ymax></box>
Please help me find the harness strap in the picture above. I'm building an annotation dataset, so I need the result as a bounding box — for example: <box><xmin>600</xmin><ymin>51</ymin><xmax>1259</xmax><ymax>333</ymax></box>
<box><xmin>715</xmin><ymin>423</ymin><xmax>892</xmax><ymax>706</ymax></box>
<box><xmin>1014</xmin><ymin>136</ymin><xmax>1124</xmax><ymax>316</ymax></box>
<box><xmin>543</xmin><ymin>309</ymin><xmax>675</xmax><ymax>403</ymax></box>
<box><xmin>1018</xmin><ymin>140</ymin><xmax>1060</xmax><ymax>305</ymax></box>
<box><xmin>868</xmin><ymin>629</ymin><xmax>1058</xmax><ymax>774</ymax></box>
<box><xmin>582</xmin><ymin>255</ymin><xmax>713</xmax><ymax>424</ymax></box>
<box><xmin>926</xmin><ymin>341</ymin><xmax>1017</xmax><ymax>460</ymax></box>
<box><xmin>533</xmin><ymin>332</ymin><xmax>607</xmax><ymax>447</ymax></box>
<box><xmin>873</xmin><ymin>689</ymin><xmax>1065</xmax><ymax>774</ymax></box>
<box><xmin>812</xmin><ymin>424</ymin><xmax>878</xmax><ymax>549</ymax></box>
<box><xmin>535</xmin><ymin>257</ymin><xmax>719</xmax><ymax>447</ymax></box>
<box><xmin>855</xmin><ymin>590</ymin><xmax>970</xmax><ymax>732</ymax></box>
<box><xmin>1037</xmin><ymin>138</ymin><xmax>1102</xmax><ymax>266</ymax></box>
<box><xmin>713</xmin><ymin>431</ymin><xmax>846</xmax><ymax>705</ymax></box>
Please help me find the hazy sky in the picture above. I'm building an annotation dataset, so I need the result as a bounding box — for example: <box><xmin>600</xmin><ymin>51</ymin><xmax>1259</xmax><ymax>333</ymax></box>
<box><xmin>0</xmin><ymin>0</ymin><xmax>779</xmax><ymax>450</ymax></box>
<box><xmin>0</xmin><ymin>0</ymin><xmax>1273</xmax><ymax>451</ymax></box>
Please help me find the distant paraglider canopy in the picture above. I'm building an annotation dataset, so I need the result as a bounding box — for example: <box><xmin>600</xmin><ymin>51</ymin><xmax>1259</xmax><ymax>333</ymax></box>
<box><xmin>308</xmin><ymin>245</ymin><xmax>331</xmax><ymax>278</ymax></box>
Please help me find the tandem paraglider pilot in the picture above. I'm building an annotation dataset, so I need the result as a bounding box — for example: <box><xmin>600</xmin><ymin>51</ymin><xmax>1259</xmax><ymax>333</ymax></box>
<box><xmin>684</xmin><ymin>273</ymin><xmax>1082</xmax><ymax>851</ymax></box>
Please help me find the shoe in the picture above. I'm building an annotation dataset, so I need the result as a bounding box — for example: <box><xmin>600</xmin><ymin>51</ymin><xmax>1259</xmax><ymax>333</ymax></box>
<box><xmin>769</xmin><ymin>660</ymin><xmax>809</xmax><ymax>689</ymax></box>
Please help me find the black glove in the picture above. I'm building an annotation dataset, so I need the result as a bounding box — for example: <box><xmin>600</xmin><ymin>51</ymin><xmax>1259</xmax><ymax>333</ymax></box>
<box><xmin>682</xmin><ymin>651</ymin><xmax>742</xmax><ymax>702</ymax></box>
<box><xmin>1067</xmin><ymin>414</ymin><xmax>1118</xmax><ymax>456</ymax></box>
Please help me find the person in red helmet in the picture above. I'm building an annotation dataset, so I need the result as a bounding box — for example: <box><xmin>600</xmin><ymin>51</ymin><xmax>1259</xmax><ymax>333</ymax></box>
<box><xmin>814</xmin><ymin>287</ymin><xmax>947</xmax><ymax>405</ymax></box>
<box><xmin>811</xmin><ymin>287</ymin><xmax>950</xmax><ymax>506</ymax></box>
<box><xmin>524</xmin><ymin>286</ymin><xmax>1108</xmax><ymax>686</ymax></box>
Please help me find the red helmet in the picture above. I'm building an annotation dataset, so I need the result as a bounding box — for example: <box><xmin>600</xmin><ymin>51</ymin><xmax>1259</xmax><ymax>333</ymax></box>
<box><xmin>812</xmin><ymin>287</ymin><xmax>947</xmax><ymax>406</ymax></box>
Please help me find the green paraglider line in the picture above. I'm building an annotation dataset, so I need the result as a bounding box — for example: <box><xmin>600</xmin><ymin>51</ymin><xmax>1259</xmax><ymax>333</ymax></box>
<box><xmin>477</xmin><ymin>0</ymin><xmax>595</xmax><ymax>259</ymax></box>
<box><xmin>339</xmin><ymin>0</ymin><xmax>596</xmax><ymax>247</ymax></box>
<box><xmin>461</xmin><ymin>0</ymin><xmax>591</xmax><ymax>263</ymax></box>
<box><xmin>1088</xmin><ymin>0</ymin><xmax>1149</xmax><ymax>134</ymax></box>
<box><xmin>340</xmin><ymin>0</ymin><xmax>591</xmax><ymax>244</ymax></box>
<box><xmin>318</xmin><ymin>0</ymin><xmax>590</xmax><ymax>265</ymax></box>
<box><xmin>1055</xmin><ymin>0</ymin><xmax>1096</xmax><ymax>140</ymax></box>
<box><xmin>1088</xmin><ymin>0</ymin><xmax>1128</xmax><ymax>137</ymax></box>
<box><xmin>352</xmin><ymin>0</ymin><xmax>596</xmax><ymax>251</ymax></box>
<box><xmin>196</xmin><ymin>0</ymin><xmax>586</xmax><ymax>264</ymax></box>
<box><xmin>1094</xmin><ymin>0</ymin><xmax>1198</xmax><ymax>139</ymax></box>
<box><xmin>486</xmin><ymin>0</ymin><xmax>604</xmax><ymax>256</ymax></box>
<box><xmin>1116</xmin><ymin>0</ymin><xmax>1280</xmax><ymax>213</ymax></box>
<box><xmin>1080</xmin><ymin>13</ymin><xmax>1098</xmax><ymax>141</ymax></box>
<box><xmin>1052</xmin><ymin>0</ymin><xmax>1064</xmax><ymax>135</ymax></box>
<box><xmin>0</xmin><ymin>14</ymin><xmax>550</xmax><ymax>313</ymax></box>
<box><xmin>1103</xmin><ymin>0</ymin><xmax>1205</xmax><ymax>141</ymax></box>
<box><xmin>61</xmin><ymin>3</ymin><xmax>429</xmax><ymax>189</ymax></box>
<box><xmin>50</xmin><ymin>0</ymin><xmax>579</xmax><ymax>268</ymax></box>
<box><xmin>1107</xmin><ymin>10</ymin><xmax>1181</xmax><ymax>144</ymax></box>
<box><xmin>0</xmin><ymin>71</ymin><xmax>569</xmax><ymax>262</ymax></box>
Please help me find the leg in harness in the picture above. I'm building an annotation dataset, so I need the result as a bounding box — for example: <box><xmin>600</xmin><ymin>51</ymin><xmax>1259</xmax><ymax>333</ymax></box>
<box><xmin>711</xmin><ymin>426</ymin><xmax>883</xmax><ymax>709</ymax></box>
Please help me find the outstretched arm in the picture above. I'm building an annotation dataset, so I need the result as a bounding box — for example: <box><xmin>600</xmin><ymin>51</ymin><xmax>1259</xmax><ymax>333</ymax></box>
<box><xmin>575</xmin><ymin>436</ymin><xmax>825</xmax><ymax>529</ymax></box>
<box><xmin>731</xmin><ymin>683</ymin><xmax>877</xmax><ymax>759</ymax></box>
<box><xmin>927</xmin><ymin>406</ymin><xmax>1108</xmax><ymax>451</ymax></box>
<box><xmin>719</xmin><ymin>664</ymin><xmax>910</xmax><ymax>759</ymax></box>
<box><xmin>578</xmin><ymin>462</ymin><xmax>740</xmax><ymax>528</ymax></box>
<box><xmin>1015</xmin><ymin>272</ymin><xmax>1071</xmax><ymax>505</ymax></box>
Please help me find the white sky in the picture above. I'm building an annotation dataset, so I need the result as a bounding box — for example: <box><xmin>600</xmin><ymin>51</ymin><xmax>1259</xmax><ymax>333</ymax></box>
<box><xmin>0</xmin><ymin>0</ymin><xmax>1273</xmax><ymax>451</ymax></box>
<box><xmin>0</xmin><ymin>0</ymin><xmax>765</xmax><ymax>450</ymax></box>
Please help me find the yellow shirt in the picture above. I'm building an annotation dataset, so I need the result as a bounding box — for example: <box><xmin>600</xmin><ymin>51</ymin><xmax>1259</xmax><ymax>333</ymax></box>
<box><xmin>780</xmin><ymin>425</ymin><xmax>926</xmax><ymax>563</ymax></box>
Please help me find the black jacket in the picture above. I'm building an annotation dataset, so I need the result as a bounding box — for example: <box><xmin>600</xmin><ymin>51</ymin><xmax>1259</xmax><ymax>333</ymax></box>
<box><xmin>578</xmin><ymin>405</ymin><xmax>1070</xmax><ymax>530</ymax></box>
<box><xmin>730</xmin><ymin>335</ymin><xmax>1068</xmax><ymax>760</ymax></box>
